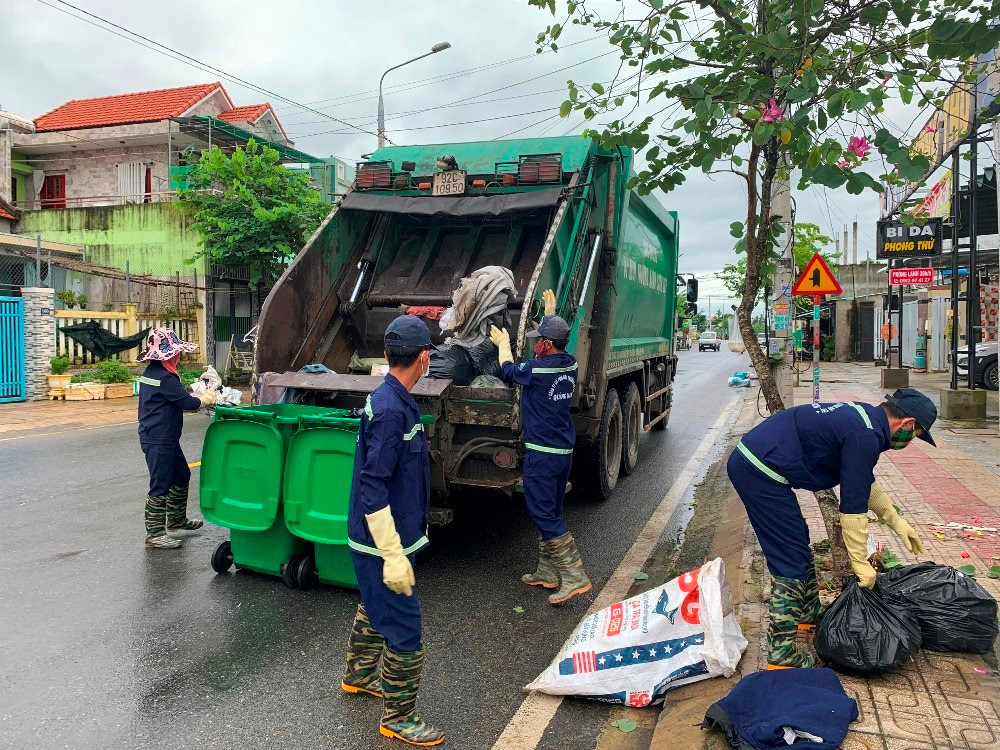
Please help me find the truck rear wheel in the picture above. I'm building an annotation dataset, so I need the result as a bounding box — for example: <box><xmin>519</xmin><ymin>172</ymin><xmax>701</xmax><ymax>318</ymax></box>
<box><xmin>581</xmin><ymin>387</ymin><xmax>622</xmax><ymax>501</ymax></box>
<box><xmin>621</xmin><ymin>382</ymin><xmax>641</xmax><ymax>476</ymax></box>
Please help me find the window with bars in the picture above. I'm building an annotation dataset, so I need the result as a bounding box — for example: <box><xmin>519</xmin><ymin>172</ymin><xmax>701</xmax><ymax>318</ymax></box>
<box><xmin>40</xmin><ymin>174</ymin><xmax>66</xmax><ymax>209</ymax></box>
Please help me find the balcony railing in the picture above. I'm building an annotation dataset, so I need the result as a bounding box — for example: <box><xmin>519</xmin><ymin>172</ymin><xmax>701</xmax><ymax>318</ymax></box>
<box><xmin>12</xmin><ymin>191</ymin><xmax>183</xmax><ymax>211</ymax></box>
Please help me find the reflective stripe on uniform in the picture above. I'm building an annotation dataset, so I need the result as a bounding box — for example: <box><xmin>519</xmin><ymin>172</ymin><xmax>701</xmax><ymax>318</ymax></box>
<box><xmin>846</xmin><ymin>402</ymin><xmax>873</xmax><ymax>429</ymax></box>
<box><xmin>736</xmin><ymin>442</ymin><xmax>789</xmax><ymax>484</ymax></box>
<box><xmin>138</xmin><ymin>376</ymin><xmax>160</xmax><ymax>387</ymax></box>
<box><xmin>403</xmin><ymin>423</ymin><xmax>424</xmax><ymax>441</ymax></box>
<box><xmin>531</xmin><ymin>363</ymin><xmax>579</xmax><ymax>374</ymax></box>
<box><xmin>364</xmin><ymin>395</ymin><xmax>374</xmax><ymax>419</ymax></box>
<box><xmin>525</xmin><ymin>441</ymin><xmax>574</xmax><ymax>455</ymax></box>
<box><xmin>348</xmin><ymin>535</ymin><xmax>430</xmax><ymax>558</ymax></box>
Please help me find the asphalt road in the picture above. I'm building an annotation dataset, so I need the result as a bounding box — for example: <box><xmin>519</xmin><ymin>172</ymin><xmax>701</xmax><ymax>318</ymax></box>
<box><xmin>1</xmin><ymin>348</ymin><xmax>747</xmax><ymax>750</ymax></box>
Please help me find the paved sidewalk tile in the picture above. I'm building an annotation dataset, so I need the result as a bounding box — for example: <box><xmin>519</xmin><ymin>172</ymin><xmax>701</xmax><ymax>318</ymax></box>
<box><xmin>735</xmin><ymin>363</ymin><xmax>999</xmax><ymax>750</ymax></box>
<box><xmin>0</xmin><ymin>397</ymin><xmax>140</xmax><ymax>439</ymax></box>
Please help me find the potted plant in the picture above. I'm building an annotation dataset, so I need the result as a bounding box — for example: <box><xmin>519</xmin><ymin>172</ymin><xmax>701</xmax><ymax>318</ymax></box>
<box><xmin>56</xmin><ymin>289</ymin><xmax>77</xmax><ymax>309</ymax></box>
<box><xmin>47</xmin><ymin>355</ymin><xmax>72</xmax><ymax>399</ymax></box>
<box><xmin>75</xmin><ymin>293</ymin><xmax>89</xmax><ymax>309</ymax></box>
<box><xmin>95</xmin><ymin>359</ymin><xmax>136</xmax><ymax>399</ymax></box>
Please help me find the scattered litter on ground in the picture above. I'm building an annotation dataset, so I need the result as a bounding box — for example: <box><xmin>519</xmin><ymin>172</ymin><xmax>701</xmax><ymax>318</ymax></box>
<box><xmin>960</xmin><ymin>552</ymin><xmax>971</xmax><ymax>559</ymax></box>
<box><xmin>926</xmin><ymin>521</ymin><xmax>998</xmax><ymax>534</ymax></box>
<box><xmin>988</xmin><ymin>566</ymin><xmax>1000</xmax><ymax>579</ymax></box>
<box><xmin>973</xmin><ymin>667</ymin><xmax>990</xmax><ymax>675</ymax></box>
<box><xmin>957</xmin><ymin>564</ymin><xmax>976</xmax><ymax>575</ymax></box>
<box><xmin>634</xmin><ymin>572</ymin><xmax>649</xmax><ymax>581</ymax></box>
<box><xmin>728</xmin><ymin>371</ymin><xmax>752</xmax><ymax>387</ymax></box>
<box><xmin>512</xmin><ymin>605</ymin><xmax>525</xmax><ymax>614</ymax></box>
<box><xmin>609</xmin><ymin>719</ymin><xmax>637</xmax><ymax>734</ymax></box>
<box><xmin>811</xmin><ymin>539</ymin><xmax>832</xmax><ymax>554</ymax></box>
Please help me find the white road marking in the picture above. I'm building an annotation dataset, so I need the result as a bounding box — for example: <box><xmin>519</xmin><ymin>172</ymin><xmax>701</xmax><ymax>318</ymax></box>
<box><xmin>492</xmin><ymin>394</ymin><xmax>743</xmax><ymax>750</ymax></box>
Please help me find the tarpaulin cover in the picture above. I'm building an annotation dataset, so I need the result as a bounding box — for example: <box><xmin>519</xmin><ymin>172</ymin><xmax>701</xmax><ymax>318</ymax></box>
<box><xmin>339</xmin><ymin>188</ymin><xmax>562</xmax><ymax>218</ymax></box>
<box><xmin>815</xmin><ymin>576</ymin><xmax>922</xmax><ymax>675</ymax></box>
<box><xmin>58</xmin><ymin>321</ymin><xmax>151</xmax><ymax>358</ymax></box>
<box><xmin>702</xmin><ymin>668</ymin><xmax>858</xmax><ymax>750</ymax></box>
<box><xmin>878</xmin><ymin>562</ymin><xmax>998</xmax><ymax>654</ymax></box>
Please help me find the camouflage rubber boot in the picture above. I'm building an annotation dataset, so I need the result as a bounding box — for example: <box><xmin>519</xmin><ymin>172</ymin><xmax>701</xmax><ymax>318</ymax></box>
<box><xmin>145</xmin><ymin>495</ymin><xmax>182</xmax><ymax>549</ymax></box>
<box><xmin>546</xmin><ymin>532</ymin><xmax>592</xmax><ymax>606</ymax></box>
<box><xmin>799</xmin><ymin>565</ymin><xmax>823</xmax><ymax>629</ymax></box>
<box><xmin>379</xmin><ymin>647</ymin><xmax>445</xmax><ymax>746</ymax></box>
<box><xmin>521</xmin><ymin>536</ymin><xmax>559</xmax><ymax>589</ymax></box>
<box><xmin>165</xmin><ymin>485</ymin><xmax>204</xmax><ymax>531</ymax></box>
<box><xmin>767</xmin><ymin>576</ymin><xmax>816</xmax><ymax>669</ymax></box>
<box><xmin>342</xmin><ymin>604</ymin><xmax>385</xmax><ymax>698</ymax></box>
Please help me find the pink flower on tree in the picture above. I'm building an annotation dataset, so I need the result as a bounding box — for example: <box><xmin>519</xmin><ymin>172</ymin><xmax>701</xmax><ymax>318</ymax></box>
<box><xmin>760</xmin><ymin>99</ymin><xmax>783</xmax><ymax>123</ymax></box>
<box><xmin>848</xmin><ymin>135</ymin><xmax>871</xmax><ymax>159</ymax></box>
<box><xmin>837</xmin><ymin>158</ymin><xmax>851</xmax><ymax>170</ymax></box>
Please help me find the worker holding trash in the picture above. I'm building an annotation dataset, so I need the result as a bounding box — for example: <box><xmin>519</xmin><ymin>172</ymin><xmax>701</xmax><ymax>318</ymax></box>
<box><xmin>342</xmin><ymin>315</ymin><xmax>444</xmax><ymax>748</ymax></box>
<box><xmin>490</xmin><ymin>289</ymin><xmax>592</xmax><ymax>606</ymax></box>
<box><xmin>137</xmin><ymin>327</ymin><xmax>215</xmax><ymax>550</ymax></box>
<box><xmin>727</xmin><ymin>388</ymin><xmax>935</xmax><ymax>668</ymax></box>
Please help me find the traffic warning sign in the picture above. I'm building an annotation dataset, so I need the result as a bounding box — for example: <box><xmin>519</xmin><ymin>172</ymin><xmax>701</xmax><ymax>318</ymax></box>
<box><xmin>791</xmin><ymin>253</ymin><xmax>842</xmax><ymax>296</ymax></box>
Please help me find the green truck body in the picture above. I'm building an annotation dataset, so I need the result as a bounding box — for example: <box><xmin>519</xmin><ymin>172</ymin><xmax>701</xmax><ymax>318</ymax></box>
<box><xmin>256</xmin><ymin>136</ymin><xmax>680</xmax><ymax>502</ymax></box>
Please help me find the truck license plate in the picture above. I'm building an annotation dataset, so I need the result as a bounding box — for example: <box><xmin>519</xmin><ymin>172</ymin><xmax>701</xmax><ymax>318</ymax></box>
<box><xmin>432</xmin><ymin>170</ymin><xmax>467</xmax><ymax>196</ymax></box>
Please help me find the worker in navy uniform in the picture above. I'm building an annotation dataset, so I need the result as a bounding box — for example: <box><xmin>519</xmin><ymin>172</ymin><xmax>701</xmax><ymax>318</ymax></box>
<box><xmin>136</xmin><ymin>326</ymin><xmax>215</xmax><ymax>549</ymax></box>
<box><xmin>727</xmin><ymin>388</ymin><xmax>934</xmax><ymax>668</ymax></box>
<box><xmin>490</xmin><ymin>288</ymin><xmax>592</xmax><ymax>606</ymax></box>
<box><xmin>341</xmin><ymin>315</ymin><xmax>443</xmax><ymax>747</ymax></box>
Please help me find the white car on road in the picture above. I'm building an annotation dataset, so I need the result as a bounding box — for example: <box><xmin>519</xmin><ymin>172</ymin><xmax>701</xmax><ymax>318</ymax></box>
<box><xmin>956</xmin><ymin>341</ymin><xmax>999</xmax><ymax>391</ymax></box>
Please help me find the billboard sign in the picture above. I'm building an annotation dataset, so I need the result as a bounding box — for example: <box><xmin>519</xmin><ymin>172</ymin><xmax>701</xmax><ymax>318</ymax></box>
<box><xmin>876</xmin><ymin>218</ymin><xmax>943</xmax><ymax>259</ymax></box>
<box><xmin>889</xmin><ymin>268</ymin><xmax>935</xmax><ymax>285</ymax></box>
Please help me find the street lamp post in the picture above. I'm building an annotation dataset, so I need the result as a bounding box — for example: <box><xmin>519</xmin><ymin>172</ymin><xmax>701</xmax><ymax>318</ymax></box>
<box><xmin>377</xmin><ymin>42</ymin><xmax>451</xmax><ymax>148</ymax></box>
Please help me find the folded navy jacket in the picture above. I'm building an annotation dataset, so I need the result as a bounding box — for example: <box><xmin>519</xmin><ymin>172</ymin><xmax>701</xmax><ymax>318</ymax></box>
<box><xmin>702</xmin><ymin>668</ymin><xmax>858</xmax><ymax>749</ymax></box>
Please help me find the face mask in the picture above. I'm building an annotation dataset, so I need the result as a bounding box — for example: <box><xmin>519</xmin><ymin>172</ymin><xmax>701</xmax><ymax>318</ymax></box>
<box><xmin>533</xmin><ymin>340</ymin><xmax>549</xmax><ymax>358</ymax></box>
<box><xmin>890</xmin><ymin>428</ymin><xmax>915</xmax><ymax>450</ymax></box>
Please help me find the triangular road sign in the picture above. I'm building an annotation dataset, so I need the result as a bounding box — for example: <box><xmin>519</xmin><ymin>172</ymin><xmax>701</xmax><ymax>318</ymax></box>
<box><xmin>791</xmin><ymin>253</ymin><xmax>842</xmax><ymax>296</ymax></box>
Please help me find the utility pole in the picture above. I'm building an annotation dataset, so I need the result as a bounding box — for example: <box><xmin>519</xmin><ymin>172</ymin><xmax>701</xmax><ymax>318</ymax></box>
<box><xmin>852</xmin><ymin>220</ymin><xmax>858</xmax><ymax>265</ymax></box>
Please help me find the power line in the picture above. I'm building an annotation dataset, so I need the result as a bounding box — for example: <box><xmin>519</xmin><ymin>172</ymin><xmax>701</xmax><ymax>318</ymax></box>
<box><xmin>38</xmin><ymin>0</ymin><xmax>383</xmax><ymax>141</ymax></box>
<box><xmin>276</xmin><ymin>37</ymin><xmax>605</xmax><ymax>120</ymax></box>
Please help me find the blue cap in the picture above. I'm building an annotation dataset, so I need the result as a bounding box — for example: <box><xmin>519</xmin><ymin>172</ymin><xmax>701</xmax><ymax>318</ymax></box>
<box><xmin>384</xmin><ymin>315</ymin><xmax>436</xmax><ymax>351</ymax></box>
<box><xmin>526</xmin><ymin>315</ymin><xmax>571</xmax><ymax>341</ymax></box>
<box><xmin>885</xmin><ymin>387</ymin><xmax>937</xmax><ymax>446</ymax></box>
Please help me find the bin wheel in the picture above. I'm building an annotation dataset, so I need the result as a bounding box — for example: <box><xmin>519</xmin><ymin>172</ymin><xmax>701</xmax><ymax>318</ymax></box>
<box><xmin>282</xmin><ymin>554</ymin><xmax>305</xmax><ymax>589</ymax></box>
<box><xmin>211</xmin><ymin>541</ymin><xmax>233</xmax><ymax>574</ymax></box>
<box><xmin>295</xmin><ymin>555</ymin><xmax>319</xmax><ymax>591</ymax></box>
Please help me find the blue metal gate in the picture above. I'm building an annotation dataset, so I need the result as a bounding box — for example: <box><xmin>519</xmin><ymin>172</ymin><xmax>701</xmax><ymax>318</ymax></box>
<box><xmin>0</xmin><ymin>296</ymin><xmax>26</xmax><ymax>403</ymax></box>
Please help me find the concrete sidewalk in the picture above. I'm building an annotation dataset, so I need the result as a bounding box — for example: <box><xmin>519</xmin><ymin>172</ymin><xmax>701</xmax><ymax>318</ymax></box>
<box><xmin>652</xmin><ymin>363</ymin><xmax>1000</xmax><ymax>750</ymax></box>
<box><xmin>0</xmin><ymin>396</ymin><xmax>140</xmax><ymax>441</ymax></box>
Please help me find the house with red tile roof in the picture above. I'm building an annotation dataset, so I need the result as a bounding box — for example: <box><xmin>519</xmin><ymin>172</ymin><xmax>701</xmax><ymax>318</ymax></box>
<box><xmin>1</xmin><ymin>82</ymin><xmax>325</xmax><ymax>368</ymax></box>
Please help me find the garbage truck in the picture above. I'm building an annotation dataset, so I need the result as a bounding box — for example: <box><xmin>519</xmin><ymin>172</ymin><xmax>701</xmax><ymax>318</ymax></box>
<box><xmin>255</xmin><ymin>136</ymin><xmax>690</xmax><ymax>506</ymax></box>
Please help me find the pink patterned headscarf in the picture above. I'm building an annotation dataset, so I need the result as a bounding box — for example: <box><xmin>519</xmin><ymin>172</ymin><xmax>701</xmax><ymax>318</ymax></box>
<box><xmin>138</xmin><ymin>326</ymin><xmax>198</xmax><ymax>362</ymax></box>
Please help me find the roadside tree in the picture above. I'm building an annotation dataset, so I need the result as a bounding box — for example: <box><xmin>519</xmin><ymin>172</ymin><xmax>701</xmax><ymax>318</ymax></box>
<box><xmin>532</xmin><ymin>0</ymin><xmax>999</xmax><ymax>412</ymax></box>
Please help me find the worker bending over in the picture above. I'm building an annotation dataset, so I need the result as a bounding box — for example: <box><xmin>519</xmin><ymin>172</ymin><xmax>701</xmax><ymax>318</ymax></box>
<box><xmin>490</xmin><ymin>289</ymin><xmax>591</xmax><ymax>606</ymax></box>
<box><xmin>342</xmin><ymin>315</ymin><xmax>443</xmax><ymax>747</ymax></box>
<box><xmin>728</xmin><ymin>388</ymin><xmax>934</xmax><ymax>668</ymax></box>
<box><xmin>137</xmin><ymin>327</ymin><xmax>215</xmax><ymax>549</ymax></box>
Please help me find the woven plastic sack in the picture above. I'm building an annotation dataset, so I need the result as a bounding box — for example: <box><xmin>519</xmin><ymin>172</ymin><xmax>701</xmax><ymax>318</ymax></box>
<box><xmin>878</xmin><ymin>562</ymin><xmax>998</xmax><ymax>654</ymax></box>
<box><xmin>815</xmin><ymin>577</ymin><xmax>921</xmax><ymax>675</ymax></box>
<box><xmin>526</xmin><ymin>559</ymin><xmax>747</xmax><ymax>707</ymax></box>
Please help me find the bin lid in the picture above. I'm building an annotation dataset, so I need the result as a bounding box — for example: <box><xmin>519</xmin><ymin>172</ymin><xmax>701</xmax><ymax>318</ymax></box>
<box><xmin>199</xmin><ymin>418</ymin><xmax>284</xmax><ymax>531</ymax></box>
<box><xmin>283</xmin><ymin>421</ymin><xmax>358</xmax><ymax>544</ymax></box>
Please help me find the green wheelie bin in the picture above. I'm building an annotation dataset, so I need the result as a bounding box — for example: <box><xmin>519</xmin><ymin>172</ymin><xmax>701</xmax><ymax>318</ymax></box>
<box><xmin>282</xmin><ymin>413</ymin><xmax>436</xmax><ymax>590</ymax></box>
<box><xmin>200</xmin><ymin>404</ymin><xmax>350</xmax><ymax>586</ymax></box>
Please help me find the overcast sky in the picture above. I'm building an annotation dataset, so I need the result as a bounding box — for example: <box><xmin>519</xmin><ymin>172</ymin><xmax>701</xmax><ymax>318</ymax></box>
<box><xmin>2</xmin><ymin>0</ymin><xmax>970</xmax><ymax>313</ymax></box>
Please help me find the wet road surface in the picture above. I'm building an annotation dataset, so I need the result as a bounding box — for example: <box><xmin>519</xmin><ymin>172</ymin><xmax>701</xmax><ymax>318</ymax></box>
<box><xmin>1</xmin><ymin>348</ymin><xmax>748</xmax><ymax>750</ymax></box>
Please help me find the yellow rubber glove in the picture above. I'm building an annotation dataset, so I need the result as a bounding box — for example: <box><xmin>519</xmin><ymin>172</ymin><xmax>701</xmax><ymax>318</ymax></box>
<box><xmin>364</xmin><ymin>506</ymin><xmax>415</xmax><ymax>596</ymax></box>
<box><xmin>841</xmin><ymin>513</ymin><xmax>877</xmax><ymax>589</ymax></box>
<box><xmin>868</xmin><ymin>483</ymin><xmax>923</xmax><ymax>554</ymax></box>
<box><xmin>198</xmin><ymin>390</ymin><xmax>217</xmax><ymax>407</ymax></box>
<box><xmin>489</xmin><ymin>325</ymin><xmax>513</xmax><ymax>366</ymax></box>
<box><xmin>542</xmin><ymin>288</ymin><xmax>556</xmax><ymax>316</ymax></box>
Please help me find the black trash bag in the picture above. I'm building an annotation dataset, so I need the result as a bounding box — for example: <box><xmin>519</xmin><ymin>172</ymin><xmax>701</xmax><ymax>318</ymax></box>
<box><xmin>878</xmin><ymin>562</ymin><xmax>998</xmax><ymax>654</ymax></box>
<box><xmin>427</xmin><ymin>344</ymin><xmax>475</xmax><ymax>386</ymax></box>
<box><xmin>465</xmin><ymin>338</ymin><xmax>503</xmax><ymax>380</ymax></box>
<box><xmin>59</xmin><ymin>321</ymin><xmax>152</xmax><ymax>358</ymax></box>
<box><xmin>814</xmin><ymin>576</ymin><xmax>922</xmax><ymax>675</ymax></box>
